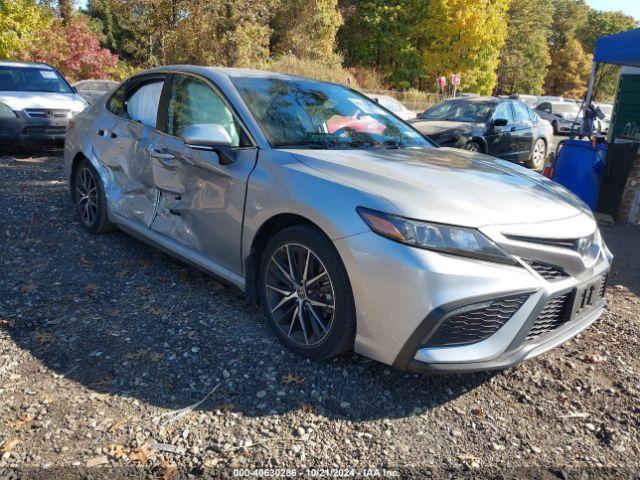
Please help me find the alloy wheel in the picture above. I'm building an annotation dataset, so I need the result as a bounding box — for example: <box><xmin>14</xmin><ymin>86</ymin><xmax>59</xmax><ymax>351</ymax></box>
<box><xmin>465</xmin><ymin>142</ymin><xmax>481</xmax><ymax>152</ymax></box>
<box><xmin>265</xmin><ymin>243</ymin><xmax>336</xmax><ymax>346</ymax></box>
<box><xmin>76</xmin><ymin>167</ymin><xmax>98</xmax><ymax>226</ymax></box>
<box><xmin>532</xmin><ymin>139</ymin><xmax>546</xmax><ymax>168</ymax></box>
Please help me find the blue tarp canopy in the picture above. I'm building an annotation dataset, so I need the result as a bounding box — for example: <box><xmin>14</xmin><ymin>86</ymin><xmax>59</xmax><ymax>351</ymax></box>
<box><xmin>594</xmin><ymin>28</ymin><xmax>640</xmax><ymax>67</ymax></box>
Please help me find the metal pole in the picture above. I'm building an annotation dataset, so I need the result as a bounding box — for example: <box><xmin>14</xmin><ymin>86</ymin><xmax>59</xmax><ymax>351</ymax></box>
<box><xmin>581</xmin><ymin>62</ymin><xmax>599</xmax><ymax>136</ymax></box>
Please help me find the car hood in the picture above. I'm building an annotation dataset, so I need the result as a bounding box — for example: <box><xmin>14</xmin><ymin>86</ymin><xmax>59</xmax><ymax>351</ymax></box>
<box><xmin>290</xmin><ymin>147</ymin><xmax>591</xmax><ymax>227</ymax></box>
<box><xmin>0</xmin><ymin>91</ymin><xmax>87</xmax><ymax>112</ymax></box>
<box><xmin>409</xmin><ymin>120</ymin><xmax>479</xmax><ymax>137</ymax></box>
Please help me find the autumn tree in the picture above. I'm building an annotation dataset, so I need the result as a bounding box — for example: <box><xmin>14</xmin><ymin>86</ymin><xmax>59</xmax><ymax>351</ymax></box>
<box><xmin>544</xmin><ymin>38</ymin><xmax>592</xmax><ymax>97</ymax></box>
<box><xmin>495</xmin><ymin>0</ymin><xmax>553</xmax><ymax>95</ymax></box>
<box><xmin>0</xmin><ymin>0</ymin><xmax>52</xmax><ymax>59</ymax></box>
<box><xmin>21</xmin><ymin>14</ymin><xmax>119</xmax><ymax>81</ymax></box>
<box><xmin>271</xmin><ymin>0</ymin><xmax>343</xmax><ymax>63</ymax></box>
<box><xmin>421</xmin><ymin>0</ymin><xmax>512</xmax><ymax>95</ymax></box>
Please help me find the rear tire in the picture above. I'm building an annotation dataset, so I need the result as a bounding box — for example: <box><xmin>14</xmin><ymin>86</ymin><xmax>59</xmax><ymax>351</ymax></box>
<box><xmin>526</xmin><ymin>138</ymin><xmax>547</xmax><ymax>170</ymax></box>
<box><xmin>73</xmin><ymin>158</ymin><xmax>116</xmax><ymax>234</ymax></box>
<box><xmin>258</xmin><ymin>225</ymin><xmax>356</xmax><ymax>360</ymax></box>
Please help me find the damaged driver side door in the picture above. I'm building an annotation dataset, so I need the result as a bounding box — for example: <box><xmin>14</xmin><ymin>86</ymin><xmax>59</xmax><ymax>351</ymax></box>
<box><xmin>145</xmin><ymin>73</ymin><xmax>258</xmax><ymax>277</ymax></box>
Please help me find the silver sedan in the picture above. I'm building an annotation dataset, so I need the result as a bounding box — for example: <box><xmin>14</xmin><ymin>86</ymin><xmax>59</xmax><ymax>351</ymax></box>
<box><xmin>63</xmin><ymin>66</ymin><xmax>612</xmax><ymax>373</ymax></box>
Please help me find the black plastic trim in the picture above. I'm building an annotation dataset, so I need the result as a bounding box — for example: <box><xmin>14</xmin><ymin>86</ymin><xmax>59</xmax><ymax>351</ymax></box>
<box><xmin>392</xmin><ymin>289</ymin><xmax>536</xmax><ymax>371</ymax></box>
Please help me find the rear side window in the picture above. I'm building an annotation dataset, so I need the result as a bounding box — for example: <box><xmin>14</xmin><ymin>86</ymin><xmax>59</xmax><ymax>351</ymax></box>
<box><xmin>106</xmin><ymin>84</ymin><xmax>125</xmax><ymax>116</ymax></box>
<box><xmin>512</xmin><ymin>102</ymin><xmax>531</xmax><ymax>123</ymax></box>
<box><xmin>125</xmin><ymin>81</ymin><xmax>164</xmax><ymax>128</ymax></box>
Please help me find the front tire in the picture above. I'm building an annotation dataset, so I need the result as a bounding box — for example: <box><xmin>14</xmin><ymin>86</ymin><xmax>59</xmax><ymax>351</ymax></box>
<box><xmin>527</xmin><ymin>138</ymin><xmax>547</xmax><ymax>170</ymax></box>
<box><xmin>73</xmin><ymin>158</ymin><xmax>115</xmax><ymax>234</ymax></box>
<box><xmin>258</xmin><ymin>225</ymin><xmax>356</xmax><ymax>360</ymax></box>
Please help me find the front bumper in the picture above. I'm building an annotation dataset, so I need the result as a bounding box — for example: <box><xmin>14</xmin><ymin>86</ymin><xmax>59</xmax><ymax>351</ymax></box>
<box><xmin>0</xmin><ymin>112</ymin><xmax>69</xmax><ymax>145</ymax></box>
<box><xmin>557</xmin><ymin>121</ymin><xmax>580</xmax><ymax>133</ymax></box>
<box><xmin>334</xmin><ymin>217</ymin><xmax>612</xmax><ymax>373</ymax></box>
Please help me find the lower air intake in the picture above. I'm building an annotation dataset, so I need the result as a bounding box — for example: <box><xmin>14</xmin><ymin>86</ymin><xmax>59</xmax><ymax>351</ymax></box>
<box><xmin>425</xmin><ymin>293</ymin><xmax>530</xmax><ymax>347</ymax></box>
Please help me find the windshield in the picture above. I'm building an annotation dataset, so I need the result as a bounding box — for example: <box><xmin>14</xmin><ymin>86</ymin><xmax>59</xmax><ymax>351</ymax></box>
<box><xmin>0</xmin><ymin>66</ymin><xmax>72</xmax><ymax>93</ymax></box>
<box><xmin>420</xmin><ymin>100</ymin><xmax>494</xmax><ymax>122</ymax></box>
<box><xmin>231</xmin><ymin>77</ymin><xmax>431</xmax><ymax>149</ymax></box>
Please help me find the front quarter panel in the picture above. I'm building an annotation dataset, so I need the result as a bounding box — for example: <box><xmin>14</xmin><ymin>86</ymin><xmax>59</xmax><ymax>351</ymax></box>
<box><xmin>242</xmin><ymin>150</ymin><xmax>399</xmax><ymax>268</ymax></box>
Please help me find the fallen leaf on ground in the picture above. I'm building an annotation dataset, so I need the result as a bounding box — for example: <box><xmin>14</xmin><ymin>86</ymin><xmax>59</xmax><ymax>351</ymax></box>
<box><xmin>9</xmin><ymin>415</ymin><xmax>34</xmax><ymax>431</ymax></box>
<box><xmin>91</xmin><ymin>374</ymin><xmax>114</xmax><ymax>388</ymax></box>
<box><xmin>282</xmin><ymin>373</ymin><xmax>305</xmax><ymax>384</ymax></box>
<box><xmin>214</xmin><ymin>403</ymin><xmax>235</xmax><ymax>413</ymax></box>
<box><xmin>299</xmin><ymin>402</ymin><xmax>316</xmax><ymax>414</ymax></box>
<box><xmin>136</xmin><ymin>286</ymin><xmax>153</xmax><ymax>295</ymax></box>
<box><xmin>35</xmin><ymin>332</ymin><xmax>55</xmax><ymax>345</ymax></box>
<box><xmin>145</xmin><ymin>306</ymin><xmax>166</xmax><ymax>316</ymax></box>
<box><xmin>108</xmin><ymin>418</ymin><xmax>127</xmax><ymax>431</ymax></box>
<box><xmin>107</xmin><ymin>443</ymin><xmax>128</xmax><ymax>459</ymax></box>
<box><xmin>149</xmin><ymin>351</ymin><xmax>164</xmax><ymax>362</ymax></box>
<box><xmin>0</xmin><ymin>318</ymin><xmax>16</xmax><ymax>328</ymax></box>
<box><xmin>157</xmin><ymin>460</ymin><xmax>178</xmax><ymax>479</ymax></box>
<box><xmin>0</xmin><ymin>439</ymin><xmax>20</xmax><ymax>453</ymax></box>
<box><xmin>80</xmin><ymin>255</ymin><xmax>94</xmax><ymax>267</ymax></box>
<box><xmin>85</xmin><ymin>283</ymin><xmax>98</xmax><ymax>295</ymax></box>
<box><xmin>129</xmin><ymin>443</ymin><xmax>155</xmax><ymax>464</ymax></box>
<box><xmin>470</xmin><ymin>405</ymin><xmax>485</xmax><ymax>417</ymax></box>
<box><xmin>124</xmin><ymin>348</ymin><xmax>148</xmax><ymax>360</ymax></box>
<box><xmin>20</xmin><ymin>283</ymin><xmax>38</xmax><ymax>293</ymax></box>
<box><xmin>86</xmin><ymin>455</ymin><xmax>109</xmax><ymax>467</ymax></box>
<box><xmin>186</xmin><ymin>331</ymin><xmax>199</xmax><ymax>340</ymax></box>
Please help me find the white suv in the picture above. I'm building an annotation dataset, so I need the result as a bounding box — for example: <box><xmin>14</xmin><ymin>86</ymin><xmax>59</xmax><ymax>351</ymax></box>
<box><xmin>0</xmin><ymin>61</ymin><xmax>88</xmax><ymax>146</ymax></box>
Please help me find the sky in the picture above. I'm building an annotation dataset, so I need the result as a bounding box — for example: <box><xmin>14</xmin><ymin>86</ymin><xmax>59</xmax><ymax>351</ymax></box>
<box><xmin>586</xmin><ymin>0</ymin><xmax>640</xmax><ymax>21</ymax></box>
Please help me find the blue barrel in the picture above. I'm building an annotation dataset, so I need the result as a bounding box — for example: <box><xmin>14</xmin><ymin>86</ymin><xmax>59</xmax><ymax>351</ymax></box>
<box><xmin>552</xmin><ymin>139</ymin><xmax>607</xmax><ymax>210</ymax></box>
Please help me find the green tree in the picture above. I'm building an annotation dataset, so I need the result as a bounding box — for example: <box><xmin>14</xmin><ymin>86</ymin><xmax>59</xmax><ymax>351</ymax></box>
<box><xmin>338</xmin><ymin>0</ymin><xmax>426</xmax><ymax>88</ymax></box>
<box><xmin>0</xmin><ymin>0</ymin><xmax>52</xmax><ymax>59</ymax></box>
<box><xmin>495</xmin><ymin>0</ymin><xmax>553</xmax><ymax>95</ymax></box>
<box><xmin>577</xmin><ymin>9</ymin><xmax>637</xmax><ymax>100</ymax></box>
<box><xmin>421</xmin><ymin>0</ymin><xmax>512</xmax><ymax>95</ymax></box>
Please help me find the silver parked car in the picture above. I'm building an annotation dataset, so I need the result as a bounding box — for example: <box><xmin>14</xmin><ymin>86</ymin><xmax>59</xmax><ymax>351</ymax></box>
<box><xmin>64</xmin><ymin>66</ymin><xmax>612</xmax><ymax>373</ymax></box>
<box><xmin>72</xmin><ymin>79</ymin><xmax>119</xmax><ymax>104</ymax></box>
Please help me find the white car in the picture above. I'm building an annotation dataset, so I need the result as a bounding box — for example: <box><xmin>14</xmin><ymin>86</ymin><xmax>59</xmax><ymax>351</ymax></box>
<box><xmin>0</xmin><ymin>61</ymin><xmax>88</xmax><ymax>146</ymax></box>
<box><xmin>535</xmin><ymin>101</ymin><xmax>582</xmax><ymax>135</ymax></box>
<box><xmin>367</xmin><ymin>94</ymin><xmax>417</xmax><ymax>121</ymax></box>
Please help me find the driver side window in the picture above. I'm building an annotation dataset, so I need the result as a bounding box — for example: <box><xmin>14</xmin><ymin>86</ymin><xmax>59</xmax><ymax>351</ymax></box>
<box><xmin>167</xmin><ymin>75</ymin><xmax>241</xmax><ymax>147</ymax></box>
<box><xmin>492</xmin><ymin>102</ymin><xmax>514</xmax><ymax>124</ymax></box>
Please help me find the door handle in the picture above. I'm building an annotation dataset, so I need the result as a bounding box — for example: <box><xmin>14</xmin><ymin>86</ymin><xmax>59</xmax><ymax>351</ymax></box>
<box><xmin>97</xmin><ymin>129</ymin><xmax>106</xmax><ymax>136</ymax></box>
<box><xmin>149</xmin><ymin>147</ymin><xmax>177</xmax><ymax>168</ymax></box>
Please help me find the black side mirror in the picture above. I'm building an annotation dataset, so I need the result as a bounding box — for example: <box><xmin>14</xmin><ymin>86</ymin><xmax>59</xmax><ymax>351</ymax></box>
<box><xmin>491</xmin><ymin>118</ymin><xmax>509</xmax><ymax>127</ymax></box>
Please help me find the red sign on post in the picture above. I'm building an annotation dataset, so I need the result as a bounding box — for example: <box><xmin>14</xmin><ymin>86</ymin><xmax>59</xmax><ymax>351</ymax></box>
<box><xmin>451</xmin><ymin>74</ymin><xmax>461</xmax><ymax>86</ymax></box>
<box><xmin>437</xmin><ymin>76</ymin><xmax>447</xmax><ymax>88</ymax></box>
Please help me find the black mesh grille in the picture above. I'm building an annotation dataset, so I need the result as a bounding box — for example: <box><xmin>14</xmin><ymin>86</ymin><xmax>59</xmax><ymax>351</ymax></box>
<box><xmin>525</xmin><ymin>260</ymin><xmax>569</xmax><ymax>281</ymax></box>
<box><xmin>526</xmin><ymin>293</ymin><xmax>571</xmax><ymax>341</ymax></box>
<box><xmin>599</xmin><ymin>274</ymin><xmax>608</xmax><ymax>298</ymax></box>
<box><xmin>23</xmin><ymin>126</ymin><xmax>66</xmax><ymax>136</ymax></box>
<box><xmin>426</xmin><ymin>294</ymin><xmax>530</xmax><ymax>347</ymax></box>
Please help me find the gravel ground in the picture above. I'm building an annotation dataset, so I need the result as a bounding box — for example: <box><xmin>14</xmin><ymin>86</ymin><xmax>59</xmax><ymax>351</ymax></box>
<box><xmin>1</xmin><ymin>150</ymin><xmax>639</xmax><ymax>479</ymax></box>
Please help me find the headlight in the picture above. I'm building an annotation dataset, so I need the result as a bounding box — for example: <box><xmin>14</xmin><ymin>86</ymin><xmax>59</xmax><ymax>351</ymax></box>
<box><xmin>357</xmin><ymin>207</ymin><xmax>517</xmax><ymax>265</ymax></box>
<box><xmin>0</xmin><ymin>102</ymin><xmax>16</xmax><ymax>119</ymax></box>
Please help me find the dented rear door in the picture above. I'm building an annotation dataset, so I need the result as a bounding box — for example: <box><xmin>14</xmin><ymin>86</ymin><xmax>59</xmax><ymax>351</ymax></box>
<box><xmin>93</xmin><ymin>75</ymin><xmax>167</xmax><ymax>228</ymax></box>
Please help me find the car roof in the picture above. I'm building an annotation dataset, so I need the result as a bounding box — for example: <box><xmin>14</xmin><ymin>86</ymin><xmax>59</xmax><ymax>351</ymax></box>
<box><xmin>0</xmin><ymin>61</ymin><xmax>54</xmax><ymax>69</ymax></box>
<box><xmin>144</xmin><ymin>65</ymin><xmax>323</xmax><ymax>84</ymax></box>
<box><xmin>445</xmin><ymin>96</ymin><xmax>502</xmax><ymax>103</ymax></box>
